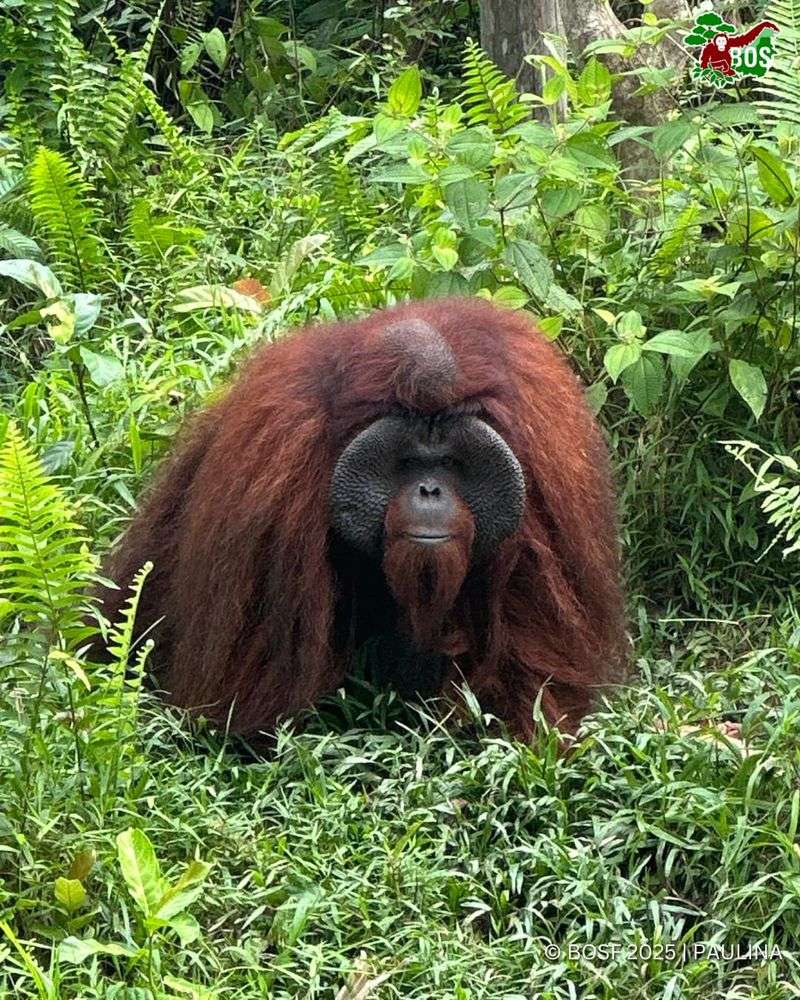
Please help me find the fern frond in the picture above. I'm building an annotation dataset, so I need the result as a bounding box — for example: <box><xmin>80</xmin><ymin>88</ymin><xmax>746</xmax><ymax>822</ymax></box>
<box><xmin>139</xmin><ymin>87</ymin><xmax>208</xmax><ymax>181</ymax></box>
<box><xmin>462</xmin><ymin>38</ymin><xmax>528</xmax><ymax>134</ymax></box>
<box><xmin>22</xmin><ymin>0</ymin><xmax>81</xmax><ymax>125</ymax></box>
<box><xmin>96</xmin><ymin>17</ymin><xmax>162</xmax><ymax>161</ymax></box>
<box><xmin>103</xmin><ymin>561</ymin><xmax>153</xmax><ymax>673</ymax></box>
<box><xmin>757</xmin><ymin>2</ymin><xmax>800</xmax><ymax>127</ymax></box>
<box><xmin>175</xmin><ymin>0</ymin><xmax>213</xmax><ymax>41</ymax></box>
<box><xmin>28</xmin><ymin>146</ymin><xmax>104</xmax><ymax>290</ymax></box>
<box><xmin>319</xmin><ymin>156</ymin><xmax>377</xmax><ymax>254</ymax></box>
<box><xmin>0</xmin><ymin>225</ymin><xmax>43</xmax><ymax>260</ymax></box>
<box><xmin>0</xmin><ymin>422</ymin><xmax>95</xmax><ymax>646</ymax></box>
<box><xmin>0</xmin><ymin>171</ymin><xmax>24</xmax><ymax>203</ymax></box>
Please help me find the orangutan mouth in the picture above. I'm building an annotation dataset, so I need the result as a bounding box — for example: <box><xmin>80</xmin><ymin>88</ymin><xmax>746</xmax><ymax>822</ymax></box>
<box><xmin>405</xmin><ymin>532</ymin><xmax>453</xmax><ymax>545</ymax></box>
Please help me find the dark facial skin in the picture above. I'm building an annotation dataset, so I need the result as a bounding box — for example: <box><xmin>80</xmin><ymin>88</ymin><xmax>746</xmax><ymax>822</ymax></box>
<box><xmin>330</xmin><ymin>411</ymin><xmax>525</xmax><ymax>700</ymax></box>
<box><xmin>392</xmin><ymin>430</ymin><xmax>469</xmax><ymax>545</ymax></box>
<box><xmin>330</xmin><ymin>412</ymin><xmax>525</xmax><ymax>560</ymax></box>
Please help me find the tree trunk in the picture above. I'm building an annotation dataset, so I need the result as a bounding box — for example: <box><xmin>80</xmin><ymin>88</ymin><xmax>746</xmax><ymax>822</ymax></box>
<box><xmin>479</xmin><ymin>0</ymin><xmax>563</xmax><ymax>116</ymax></box>
<box><xmin>479</xmin><ymin>0</ymin><xmax>692</xmax><ymax>181</ymax></box>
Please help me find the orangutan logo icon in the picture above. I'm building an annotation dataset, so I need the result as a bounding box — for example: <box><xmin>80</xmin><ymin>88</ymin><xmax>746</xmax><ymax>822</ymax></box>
<box><xmin>685</xmin><ymin>10</ymin><xmax>779</xmax><ymax>86</ymax></box>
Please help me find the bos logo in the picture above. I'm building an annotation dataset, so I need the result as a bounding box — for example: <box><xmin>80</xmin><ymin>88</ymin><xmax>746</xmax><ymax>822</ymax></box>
<box><xmin>685</xmin><ymin>10</ymin><xmax>779</xmax><ymax>86</ymax></box>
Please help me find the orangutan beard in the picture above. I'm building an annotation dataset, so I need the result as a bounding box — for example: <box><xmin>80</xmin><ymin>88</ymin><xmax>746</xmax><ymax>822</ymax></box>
<box><xmin>382</xmin><ymin>535</ymin><xmax>472</xmax><ymax>651</ymax></box>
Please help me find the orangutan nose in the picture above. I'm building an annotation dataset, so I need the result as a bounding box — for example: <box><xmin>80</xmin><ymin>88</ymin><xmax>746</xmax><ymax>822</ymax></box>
<box><xmin>418</xmin><ymin>481</ymin><xmax>442</xmax><ymax>499</ymax></box>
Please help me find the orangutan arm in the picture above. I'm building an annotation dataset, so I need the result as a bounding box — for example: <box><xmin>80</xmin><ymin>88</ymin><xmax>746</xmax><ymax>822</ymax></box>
<box><xmin>726</xmin><ymin>21</ymin><xmax>779</xmax><ymax>48</ymax></box>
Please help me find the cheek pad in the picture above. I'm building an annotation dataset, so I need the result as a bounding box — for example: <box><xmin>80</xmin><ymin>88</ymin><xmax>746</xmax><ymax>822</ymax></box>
<box><xmin>330</xmin><ymin>416</ymin><xmax>408</xmax><ymax>556</ymax></box>
<box><xmin>330</xmin><ymin>462</ymin><xmax>391</xmax><ymax>556</ymax></box>
<box><xmin>456</xmin><ymin>419</ymin><xmax>526</xmax><ymax>556</ymax></box>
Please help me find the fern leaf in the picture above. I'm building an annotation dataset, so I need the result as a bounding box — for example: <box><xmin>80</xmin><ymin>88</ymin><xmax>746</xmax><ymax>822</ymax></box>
<box><xmin>28</xmin><ymin>146</ymin><xmax>104</xmax><ymax>290</ymax></box>
<box><xmin>462</xmin><ymin>38</ymin><xmax>528</xmax><ymax>134</ymax></box>
<box><xmin>0</xmin><ymin>225</ymin><xmax>43</xmax><ymax>260</ymax></box>
<box><xmin>757</xmin><ymin>2</ymin><xmax>800</xmax><ymax>127</ymax></box>
<box><xmin>0</xmin><ymin>422</ymin><xmax>95</xmax><ymax>646</ymax></box>
<box><xmin>22</xmin><ymin>0</ymin><xmax>81</xmax><ymax>125</ymax></box>
<box><xmin>139</xmin><ymin>87</ymin><xmax>208</xmax><ymax>181</ymax></box>
<box><xmin>103</xmin><ymin>561</ymin><xmax>153</xmax><ymax>669</ymax></box>
<box><xmin>97</xmin><ymin>17</ymin><xmax>162</xmax><ymax>160</ymax></box>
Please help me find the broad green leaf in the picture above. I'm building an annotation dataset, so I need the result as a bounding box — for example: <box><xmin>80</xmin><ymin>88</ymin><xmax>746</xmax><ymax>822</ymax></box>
<box><xmin>577</xmin><ymin>57</ymin><xmax>611</xmax><ymax>104</ymax></box>
<box><xmin>642</xmin><ymin>329</ymin><xmax>707</xmax><ymax>358</ymax></box>
<box><xmin>594</xmin><ymin>307</ymin><xmax>616</xmax><ymax>327</ymax></box>
<box><xmin>444</xmin><ymin>178</ymin><xmax>489</xmax><ymax>231</ymax></box>
<box><xmin>752</xmin><ymin>145</ymin><xmax>794</xmax><ymax>206</ymax></box>
<box><xmin>369</xmin><ymin>164</ymin><xmax>428</xmax><ymax>185</ymax></box>
<box><xmin>565</xmin><ymin>134</ymin><xmax>616</xmax><ymax>170</ymax></box>
<box><xmin>446</xmin><ymin>128</ymin><xmax>494</xmax><ymax>168</ymax></box>
<box><xmin>180</xmin><ymin>41</ymin><xmax>202</xmax><ymax>74</ymax></box>
<box><xmin>670</xmin><ymin>329</ymin><xmax>717</xmax><ymax>381</ymax></box>
<box><xmin>156</xmin><ymin>860</ymin><xmax>212</xmax><ymax>920</ymax></box>
<box><xmin>166</xmin><ymin>911</ymin><xmax>201</xmax><ymax>946</ymax></box>
<box><xmin>54</xmin><ymin>877</ymin><xmax>87</xmax><ymax>913</ymax></box>
<box><xmin>652</xmin><ymin>120</ymin><xmax>694</xmax><ymax>159</ymax></box>
<box><xmin>187</xmin><ymin>102</ymin><xmax>214</xmax><ymax>134</ymax></box>
<box><xmin>491</xmin><ymin>286</ymin><xmax>528</xmax><ymax>309</ymax></box>
<box><xmin>68</xmin><ymin>849</ymin><xmax>96</xmax><ymax>881</ymax></box>
<box><xmin>505</xmin><ymin>239</ymin><xmax>553</xmax><ymax>299</ymax></box>
<box><xmin>41</xmin><ymin>439</ymin><xmax>75</xmax><ymax>473</ymax></box>
<box><xmin>494</xmin><ymin>172</ymin><xmax>538</xmax><ymax>210</ymax></box>
<box><xmin>676</xmin><ymin>277</ymin><xmax>742</xmax><ymax>299</ymax></box>
<box><xmin>708</xmin><ymin>103</ymin><xmax>761</xmax><ymax>125</ymax></box>
<box><xmin>431</xmin><ymin>244</ymin><xmax>458</xmax><ymax>270</ymax></box>
<box><xmin>544</xmin><ymin>283</ymin><xmax>581</xmax><ymax>314</ymax></box>
<box><xmin>0</xmin><ymin>258</ymin><xmax>61</xmax><ymax>297</ymax></box>
<box><xmin>358</xmin><ymin>244</ymin><xmax>406</xmax><ymax>267</ymax></box>
<box><xmin>574</xmin><ymin>203</ymin><xmax>609</xmax><ymax>242</ymax></box>
<box><xmin>540</xmin><ymin>185</ymin><xmax>581</xmax><ymax>219</ymax></box>
<box><xmin>585</xmin><ymin>381</ymin><xmax>608</xmax><ymax>414</ymax></box>
<box><xmin>117</xmin><ymin>828</ymin><xmax>164</xmax><ymax>918</ymax></box>
<box><xmin>203</xmin><ymin>29</ymin><xmax>227</xmax><ymax>70</ymax></box>
<box><xmin>80</xmin><ymin>348</ymin><xmax>124</xmax><ymax>387</ymax></box>
<box><xmin>41</xmin><ymin>300</ymin><xmax>75</xmax><ymax>345</ymax></box>
<box><xmin>727</xmin><ymin>207</ymin><xmax>774</xmax><ymax>244</ymax></box>
<box><xmin>729</xmin><ymin>358</ymin><xmax>767</xmax><ymax>419</ymax></box>
<box><xmin>387</xmin><ymin>66</ymin><xmax>422</xmax><ymax>117</ymax></box>
<box><xmin>438</xmin><ymin>164</ymin><xmax>478</xmax><ymax>185</ymax></box>
<box><xmin>73</xmin><ymin>293</ymin><xmax>102</xmax><ymax>336</ymax></box>
<box><xmin>617</xmin><ymin>310</ymin><xmax>646</xmax><ymax>340</ymax></box>
<box><xmin>621</xmin><ymin>354</ymin><xmax>665</xmax><ymax>415</ymax></box>
<box><xmin>59</xmin><ymin>937</ymin><xmax>137</xmax><ymax>965</ymax></box>
<box><xmin>163</xmin><ymin>975</ymin><xmax>220</xmax><ymax>1000</ymax></box>
<box><xmin>289</xmin><ymin>43</ymin><xmax>316</xmax><ymax>72</ymax></box>
<box><xmin>604</xmin><ymin>342</ymin><xmax>641</xmax><ymax>381</ymax></box>
<box><xmin>172</xmin><ymin>284</ymin><xmax>264</xmax><ymax>314</ymax></box>
<box><xmin>538</xmin><ymin>315</ymin><xmax>563</xmax><ymax>339</ymax></box>
<box><xmin>48</xmin><ymin>649</ymin><xmax>91</xmax><ymax>689</ymax></box>
<box><xmin>542</xmin><ymin>74</ymin><xmax>566</xmax><ymax>105</ymax></box>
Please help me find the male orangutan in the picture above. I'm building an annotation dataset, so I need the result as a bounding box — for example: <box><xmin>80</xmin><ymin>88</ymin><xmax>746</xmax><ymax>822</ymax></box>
<box><xmin>97</xmin><ymin>297</ymin><xmax>626</xmax><ymax>740</ymax></box>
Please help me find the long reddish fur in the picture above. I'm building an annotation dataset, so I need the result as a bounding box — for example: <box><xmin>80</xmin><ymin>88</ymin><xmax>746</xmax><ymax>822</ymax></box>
<box><xmin>98</xmin><ymin>297</ymin><xmax>626</xmax><ymax>740</ymax></box>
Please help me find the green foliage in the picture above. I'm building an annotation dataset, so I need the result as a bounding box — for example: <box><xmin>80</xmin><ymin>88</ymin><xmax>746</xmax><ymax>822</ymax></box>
<box><xmin>757</xmin><ymin>1</ymin><xmax>800</xmax><ymax>126</ymax></box>
<box><xmin>726</xmin><ymin>440</ymin><xmax>800</xmax><ymax>558</ymax></box>
<box><xmin>0</xmin><ymin>421</ymin><xmax>95</xmax><ymax>647</ymax></box>
<box><xmin>461</xmin><ymin>38</ymin><xmax>528</xmax><ymax>133</ymax></box>
<box><xmin>0</xmin><ymin>223</ymin><xmax>42</xmax><ymax>260</ymax></box>
<box><xmin>28</xmin><ymin>147</ymin><xmax>104</xmax><ymax>290</ymax></box>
